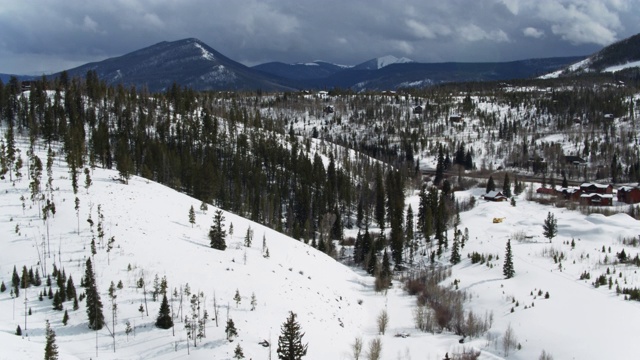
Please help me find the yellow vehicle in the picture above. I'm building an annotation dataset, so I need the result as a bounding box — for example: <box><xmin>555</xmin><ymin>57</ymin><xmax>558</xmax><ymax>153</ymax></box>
<box><xmin>493</xmin><ymin>217</ymin><xmax>505</xmax><ymax>223</ymax></box>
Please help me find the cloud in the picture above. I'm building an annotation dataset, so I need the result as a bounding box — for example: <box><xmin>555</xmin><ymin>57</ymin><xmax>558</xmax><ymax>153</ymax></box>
<box><xmin>83</xmin><ymin>15</ymin><xmax>99</xmax><ymax>32</ymax></box>
<box><xmin>523</xmin><ymin>27</ymin><xmax>544</xmax><ymax>38</ymax></box>
<box><xmin>458</xmin><ymin>25</ymin><xmax>510</xmax><ymax>43</ymax></box>
<box><xmin>405</xmin><ymin>19</ymin><xmax>451</xmax><ymax>40</ymax></box>
<box><xmin>0</xmin><ymin>0</ymin><xmax>638</xmax><ymax>74</ymax></box>
<box><xmin>527</xmin><ymin>0</ymin><xmax>625</xmax><ymax>45</ymax></box>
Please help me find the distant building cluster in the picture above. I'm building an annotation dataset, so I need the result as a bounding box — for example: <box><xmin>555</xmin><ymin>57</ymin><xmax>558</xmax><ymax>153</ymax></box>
<box><xmin>535</xmin><ymin>182</ymin><xmax>640</xmax><ymax>206</ymax></box>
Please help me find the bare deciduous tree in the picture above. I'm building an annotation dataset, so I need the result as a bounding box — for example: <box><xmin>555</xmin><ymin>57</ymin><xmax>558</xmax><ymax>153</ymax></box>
<box><xmin>377</xmin><ymin>309</ymin><xmax>389</xmax><ymax>335</ymax></box>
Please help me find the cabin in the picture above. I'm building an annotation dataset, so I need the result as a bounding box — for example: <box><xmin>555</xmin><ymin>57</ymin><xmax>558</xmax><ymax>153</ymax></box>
<box><xmin>21</xmin><ymin>81</ymin><xmax>34</xmax><ymax>92</ymax></box>
<box><xmin>559</xmin><ymin>187</ymin><xmax>581</xmax><ymax>201</ymax></box>
<box><xmin>564</xmin><ymin>156</ymin><xmax>586</xmax><ymax>166</ymax></box>
<box><xmin>449</xmin><ymin>115</ymin><xmax>463</xmax><ymax>123</ymax></box>
<box><xmin>413</xmin><ymin>105</ymin><xmax>423</xmax><ymax>115</ymax></box>
<box><xmin>536</xmin><ymin>187</ymin><xmax>557</xmax><ymax>196</ymax></box>
<box><xmin>483</xmin><ymin>190</ymin><xmax>507</xmax><ymax>202</ymax></box>
<box><xmin>580</xmin><ymin>193</ymin><xmax>613</xmax><ymax>206</ymax></box>
<box><xmin>580</xmin><ymin>182</ymin><xmax>613</xmax><ymax>195</ymax></box>
<box><xmin>617</xmin><ymin>186</ymin><xmax>640</xmax><ymax>204</ymax></box>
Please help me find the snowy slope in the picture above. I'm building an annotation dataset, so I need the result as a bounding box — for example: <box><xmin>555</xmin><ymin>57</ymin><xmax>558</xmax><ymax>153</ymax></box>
<box><xmin>0</xmin><ymin>137</ymin><xmax>370</xmax><ymax>360</ymax></box>
<box><xmin>4</xmin><ymin>124</ymin><xmax>640</xmax><ymax>360</ymax></box>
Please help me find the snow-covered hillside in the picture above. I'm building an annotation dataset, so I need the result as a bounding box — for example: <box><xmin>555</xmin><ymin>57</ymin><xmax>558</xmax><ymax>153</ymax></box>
<box><xmin>0</xmin><ymin>137</ymin><xmax>371</xmax><ymax>360</ymax></box>
<box><xmin>4</xmin><ymin>126</ymin><xmax>640</xmax><ymax>360</ymax></box>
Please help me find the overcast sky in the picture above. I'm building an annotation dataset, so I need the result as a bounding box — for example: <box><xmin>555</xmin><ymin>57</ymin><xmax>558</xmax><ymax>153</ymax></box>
<box><xmin>1</xmin><ymin>0</ymin><xmax>639</xmax><ymax>75</ymax></box>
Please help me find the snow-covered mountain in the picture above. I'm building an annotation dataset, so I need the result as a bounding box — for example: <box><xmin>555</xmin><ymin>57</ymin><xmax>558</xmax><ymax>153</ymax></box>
<box><xmin>541</xmin><ymin>32</ymin><xmax>640</xmax><ymax>78</ymax></box>
<box><xmin>59</xmin><ymin>38</ymin><xmax>296</xmax><ymax>92</ymax></box>
<box><xmin>353</xmin><ymin>55</ymin><xmax>414</xmax><ymax>70</ymax></box>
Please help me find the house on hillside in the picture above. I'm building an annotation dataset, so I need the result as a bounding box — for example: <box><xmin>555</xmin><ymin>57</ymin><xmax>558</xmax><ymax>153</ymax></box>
<box><xmin>564</xmin><ymin>156</ymin><xmax>586</xmax><ymax>166</ymax></box>
<box><xmin>21</xmin><ymin>81</ymin><xmax>34</xmax><ymax>92</ymax></box>
<box><xmin>617</xmin><ymin>186</ymin><xmax>640</xmax><ymax>204</ymax></box>
<box><xmin>413</xmin><ymin>105</ymin><xmax>423</xmax><ymax>115</ymax></box>
<box><xmin>483</xmin><ymin>191</ymin><xmax>507</xmax><ymax>202</ymax></box>
<box><xmin>449</xmin><ymin>114</ymin><xmax>463</xmax><ymax>123</ymax></box>
<box><xmin>580</xmin><ymin>182</ymin><xmax>613</xmax><ymax>195</ymax></box>
<box><xmin>559</xmin><ymin>187</ymin><xmax>581</xmax><ymax>201</ymax></box>
<box><xmin>536</xmin><ymin>187</ymin><xmax>557</xmax><ymax>196</ymax></box>
<box><xmin>580</xmin><ymin>193</ymin><xmax>613</xmax><ymax>206</ymax></box>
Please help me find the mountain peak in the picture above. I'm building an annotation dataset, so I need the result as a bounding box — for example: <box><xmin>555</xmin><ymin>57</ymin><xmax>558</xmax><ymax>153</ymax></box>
<box><xmin>353</xmin><ymin>55</ymin><xmax>414</xmax><ymax>70</ymax></box>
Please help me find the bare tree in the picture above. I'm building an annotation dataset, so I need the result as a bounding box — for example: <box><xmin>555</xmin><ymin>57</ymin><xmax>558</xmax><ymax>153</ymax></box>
<box><xmin>367</xmin><ymin>338</ymin><xmax>382</xmax><ymax>360</ymax></box>
<box><xmin>502</xmin><ymin>323</ymin><xmax>517</xmax><ymax>356</ymax></box>
<box><xmin>352</xmin><ymin>336</ymin><xmax>363</xmax><ymax>360</ymax></box>
<box><xmin>539</xmin><ymin>350</ymin><xmax>554</xmax><ymax>360</ymax></box>
<box><xmin>377</xmin><ymin>309</ymin><xmax>389</xmax><ymax>335</ymax></box>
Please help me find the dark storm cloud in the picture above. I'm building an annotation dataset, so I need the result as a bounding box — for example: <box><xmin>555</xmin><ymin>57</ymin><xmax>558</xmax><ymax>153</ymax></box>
<box><xmin>1</xmin><ymin>0</ymin><xmax>639</xmax><ymax>74</ymax></box>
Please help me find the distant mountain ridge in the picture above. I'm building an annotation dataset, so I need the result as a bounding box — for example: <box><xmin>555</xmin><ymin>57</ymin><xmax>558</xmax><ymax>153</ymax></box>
<box><xmin>59</xmin><ymin>38</ymin><xmax>296</xmax><ymax>92</ymax></box>
<box><xmin>541</xmin><ymin>32</ymin><xmax>640</xmax><ymax>78</ymax></box>
<box><xmin>2</xmin><ymin>37</ymin><xmax>609</xmax><ymax>91</ymax></box>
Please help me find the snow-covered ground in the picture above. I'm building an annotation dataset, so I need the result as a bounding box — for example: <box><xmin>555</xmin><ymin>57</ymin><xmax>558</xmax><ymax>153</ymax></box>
<box><xmin>3</xmin><ymin>133</ymin><xmax>640</xmax><ymax>359</ymax></box>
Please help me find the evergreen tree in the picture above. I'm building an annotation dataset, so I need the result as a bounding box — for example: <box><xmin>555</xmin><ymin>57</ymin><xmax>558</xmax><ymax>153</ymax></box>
<box><xmin>376</xmin><ymin>250</ymin><xmax>392</xmax><ymax>290</ymax></box>
<box><xmin>225</xmin><ymin>318</ymin><xmax>238</xmax><ymax>341</ymax></box>
<box><xmin>0</xmin><ymin>281</ymin><xmax>5</xmax><ymax>292</ymax></box>
<box><xmin>209</xmin><ymin>210</ymin><xmax>227</xmax><ymax>250</ymax></box>
<box><xmin>374</xmin><ymin>167</ymin><xmax>385</xmax><ymax>231</ymax></box>
<box><xmin>244</xmin><ymin>226</ymin><xmax>253</xmax><ymax>247</ymax></box>
<box><xmin>234</xmin><ymin>289</ymin><xmax>241</xmax><ymax>307</ymax></box>
<box><xmin>44</xmin><ymin>320</ymin><xmax>59</xmax><ymax>360</ymax></box>
<box><xmin>277</xmin><ymin>311</ymin><xmax>308</xmax><ymax>360</ymax></box>
<box><xmin>16</xmin><ymin>324</ymin><xmax>22</xmax><ymax>336</ymax></box>
<box><xmin>199</xmin><ymin>201</ymin><xmax>208</xmax><ymax>214</ymax></box>
<box><xmin>12</xmin><ymin>265</ymin><xmax>20</xmax><ymax>295</ymax></box>
<box><xmin>486</xmin><ymin>176</ymin><xmax>496</xmax><ymax>193</ymax></box>
<box><xmin>503</xmin><ymin>239</ymin><xmax>515</xmax><ymax>279</ymax></box>
<box><xmin>62</xmin><ymin>310</ymin><xmax>69</xmax><ymax>325</ymax></box>
<box><xmin>155</xmin><ymin>294</ymin><xmax>173</xmax><ymax>329</ymax></box>
<box><xmin>434</xmin><ymin>144</ymin><xmax>445</xmax><ymax>185</ymax></box>
<box><xmin>188</xmin><ymin>205</ymin><xmax>196</xmax><ymax>227</ymax></box>
<box><xmin>450</xmin><ymin>235</ymin><xmax>461</xmax><ymax>264</ymax></box>
<box><xmin>503</xmin><ymin>173</ymin><xmax>511</xmax><ymax>198</ymax></box>
<box><xmin>542</xmin><ymin>212</ymin><xmax>558</xmax><ymax>242</ymax></box>
<box><xmin>84</xmin><ymin>259</ymin><xmax>104</xmax><ymax>330</ymax></box>
<box><xmin>234</xmin><ymin>344</ymin><xmax>245</xmax><ymax>359</ymax></box>
<box><xmin>52</xmin><ymin>290</ymin><xmax>63</xmax><ymax>311</ymax></box>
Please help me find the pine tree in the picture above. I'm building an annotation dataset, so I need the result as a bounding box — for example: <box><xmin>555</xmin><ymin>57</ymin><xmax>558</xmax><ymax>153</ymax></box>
<box><xmin>199</xmin><ymin>201</ymin><xmax>208</xmax><ymax>214</ymax></box>
<box><xmin>277</xmin><ymin>311</ymin><xmax>308</xmax><ymax>360</ymax></box>
<box><xmin>234</xmin><ymin>289</ymin><xmax>241</xmax><ymax>307</ymax></box>
<box><xmin>44</xmin><ymin>320</ymin><xmax>59</xmax><ymax>360</ymax></box>
<box><xmin>225</xmin><ymin>318</ymin><xmax>238</xmax><ymax>341</ymax></box>
<box><xmin>62</xmin><ymin>310</ymin><xmax>69</xmax><ymax>325</ymax></box>
<box><xmin>84</xmin><ymin>259</ymin><xmax>104</xmax><ymax>330</ymax></box>
<box><xmin>244</xmin><ymin>226</ymin><xmax>253</xmax><ymax>247</ymax></box>
<box><xmin>486</xmin><ymin>176</ymin><xmax>496</xmax><ymax>193</ymax></box>
<box><xmin>503</xmin><ymin>173</ymin><xmax>512</xmax><ymax>198</ymax></box>
<box><xmin>450</xmin><ymin>236</ymin><xmax>461</xmax><ymax>265</ymax></box>
<box><xmin>156</xmin><ymin>294</ymin><xmax>173</xmax><ymax>329</ymax></box>
<box><xmin>188</xmin><ymin>205</ymin><xmax>196</xmax><ymax>227</ymax></box>
<box><xmin>503</xmin><ymin>239</ymin><xmax>515</xmax><ymax>279</ymax></box>
<box><xmin>16</xmin><ymin>324</ymin><xmax>22</xmax><ymax>336</ymax></box>
<box><xmin>542</xmin><ymin>212</ymin><xmax>557</xmax><ymax>242</ymax></box>
<box><xmin>0</xmin><ymin>281</ymin><xmax>5</xmax><ymax>292</ymax></box>
<box><xmin>234</xmin><ymin>344</ymin><xmax>245</xmax><ymax>359</ymax></box>
<box><xmin>209</xmin><ymin>210</ymin><xmax>227</xmax><ymax>250</ymax></box>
